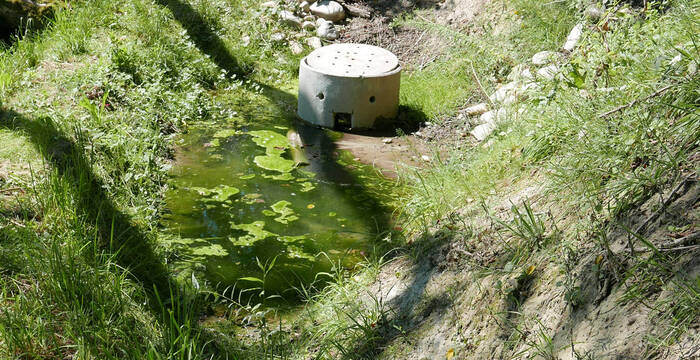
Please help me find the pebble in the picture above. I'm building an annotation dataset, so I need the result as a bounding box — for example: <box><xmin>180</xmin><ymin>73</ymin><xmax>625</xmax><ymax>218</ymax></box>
<box><xmin>471</xmin><ymin>122</ymin><xmax>496</xmax><ymax>141</ymax></box>
<box><xmin>271</xmin><ymin>32</ymin><xmax>285</xmax><ymax>42</ymax></box>
<box><xmin>279</xmin><ymin>10</ymin><xmax>302</xmax><ymax>28</ymax></box>
<box><xmin>316</xmin><ymin>21</ymin><xmax>338</xmax><ymax>40</ymax></box>
<box><xmin>261</xmin><ymin>1</ymin><xmax>276</xmax><ymax>8</ymax></box>
<box><xmin>537</xmin><ymin>64</ymin><xmax>559</xmax><ymax>80</ymax></box>
<box><xmin>303</xmin><ymin>15</ymin><xmax>315</xmax><ymax>21</ymax></box>
<box><xmin>302</xmin><ymin>21</ymin><xmax>315</xmax><ymax>30</ymax></box>
<box><xmin>289</xmin><ymin>40</ymin><xmax>304</xmax><ymax>55</ymax></box>
<box><xmin>241</xmin><ymin>34</ymin><xmax>250</xmax><ymax>47</ymax></box>
<box><xmin>464</xmin><ymin>103</ymin><xmax>488</xmax><ymax>116</ymax></box>
<box><xmin>299</xmin><ymin>1</ymin><xmax>310</xmax><ymax>12</ymax></box>
<box><xmin>563</xmin><ymin>23</ymin><xmax>583</xmax><ymax>52</ymax></box>
<box><xmin>421</xmin><ymin>155</ymin><xmax>431</xmax><ymax>162</ymax></box>
<box><xmin>382</xmin><ymin>138</ymin><xmax>393</xmax><ymax>144</ymax></box>
<box><xmin>531</xmin><ymin>51</ymin><xmax>559</xmax><ymax>66</ymax></box>
<box><xmin>585</xmin><ymin>6</ymin><xmax>603</xmax><ymax>22</ymax></box>
<box><xmin>310</xmin><ymin>0</ymin><xmax>346</xmax><ymax>22</ymax></box>
<box><xmin>305</xmin><ymin>36</ymin><xmax>323</xmax><ymax>49</ymax></box>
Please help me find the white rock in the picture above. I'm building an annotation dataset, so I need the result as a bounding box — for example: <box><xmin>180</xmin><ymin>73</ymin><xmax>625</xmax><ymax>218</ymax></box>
<box><xmin>302</xmin><ymin>21</ymin><xmax>315</xmax><ymax>30</ymax></box>
<box><xmin>271</xmin><ymin>32</ymin><xmax>285</xmax><ymax>42</ymax></box>
<box><xmin>471</xmin><ymin>122</ymin><xmax>497</xmax><ymax>141</ymax></box>
<box><xmin>465</xmin><ymin>103</ymin><xmax>488</xmax><ymax>116</ymax></box>
<box><xmin>241</xmin><ymin>35</ymin><xmax>250</xmax><ymax>47</ymax></box>
<box><xmin>316</xmin><ymin>17</ymin><xmax>328</xmax><ymax>26</ymax></box>
<box><xmin>290</xmin><ymin>41</ymin><xmax>304</xmax><ymax>55</ymax></box>
<box><xmin>531</xmin><ymin>51</ymin><xmax>559</xmax><ymax>66</ymax></box>
<box><xmin>670</xmin><ymin>54</ymin><xmax>682</xmax><ymax>66</ymax></box>
<box><xmin>421</xmin><ymin>155</ymin><xmax>431</xmax><ymax>162</ymax></box>
<box><xmin>261</xmin><ymin>1</ymin><xmax>277</xmax><ymax>8</ymax></box>
<box><xmin>382</xmin><ymin>138</ymin><xmax>393</xmax><ymax>144</ymax></box>
<box><xmin>537</xmin><ymin>65</ymin><xmax>559</xmax><ymax>80</ymax></box>
<box><xmin>305</xmin><ymin>36</ymin><xmax>323</xmax><ymax>49</ymax></box>
<box><xmin>310</xmin><ymin>0</ymin><xmax>346</xmax><ymax>22</ymax></box>
<box><xmin>279</xmin><ymin>10</ymin><xmax>302</xmax><ymax>28</ymax></box>
<box><xmin>303</xmin><ymin>15</ymin><xmax>315</xmax><ymax>21</ymax></box>
<box><xmin>563</xmin><ymin>23</ymin><xmax>583</xmax><ymax>52</ymax></box>
<box><xmin>479</xmin><ymin>108</ymin><xmax>508</xmax><ymax>125</ymax></box>
<box><xmin>489</xmin><ymin>81</ymin><xmax>518</xmax><ymax>103</ymax></box>
<box><xmin>585</xmin><ymin>6</ymin><xmax>603</xmax><ymax>22</ymax></box>
<box><xmin>299</xmin><ymin>1</ymin><xmax>310</xmax><ymax>12</ymax></box>
<box><xmin>316</xmin><ymin>21</ymin><xmax>338</xmax><ymax>40</ymax></box>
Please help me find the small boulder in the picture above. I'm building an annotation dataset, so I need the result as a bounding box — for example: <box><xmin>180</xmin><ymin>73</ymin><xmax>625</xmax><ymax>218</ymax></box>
<box><xmin>464</xmin><ymin>103</ymin><xmax>488</xmax><ymax>116</ymax></box>
<box><xmin>305</xmin><ymin>36</ymin><xmax>323</xmax><ymax>49</ymax></box>
<box><xmin>531</xmin><ymin>51</ymin><xmax>560</xmax><ymax>66</ymax></box>
<box><xmin>279</xmin><ymin>10</ymin><xmax>302</xmax><ymax>28</ymax></box>
<box><xmin>316</xmin><ymin>21</ymin><xmax>338</xmax><ymax>40</ymax></box>
<box><xmin>290</xmin><ymin>41</ymin><xmax>304</xmax><ymax>55</ymax></box>
<box><xmin>563</xmin><ymin>23</ymin><xmax>583</xmax><ymax>52</ymax></box>
<box><xmin>470</xmin><ymin>122</ymin><xmax>497</xmax><ymax>141</ymax></box>
<box><xmin>537</xmin><ymin>65</ymin><xmax>559</xmax><ymax>80</ymax></box>
<box><xmin>302</xmin><ymin>21</ymin><xmax>315</xmax><ymax>30</ymax></box>
<box><xmin>271</xmin><ymin>32</ymin><xmax>285</xmax><ymax>42</ymax></box>
<box><xmin>310</xmin><ymin>0</ymin><xmax>346</xmax><ymax>22</ymax></box>
<box><xmin>584</xmin><ymin>6</ymin><xmax>603</xmax><ymax>22</ymax></box>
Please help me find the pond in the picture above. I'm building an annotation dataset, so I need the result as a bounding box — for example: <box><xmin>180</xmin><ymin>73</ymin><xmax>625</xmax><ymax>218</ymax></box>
<box><xmin>160</xmin><ymin>91</ymin><xmax>396</xmax><ymax>305</ymax></box>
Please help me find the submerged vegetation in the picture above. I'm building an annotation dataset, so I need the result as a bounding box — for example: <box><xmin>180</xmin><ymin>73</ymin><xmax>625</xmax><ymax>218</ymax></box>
<box><xmin>0</xmin><ymin>0</ymin><xmax>698</xmax><ymax>359</ymax></box>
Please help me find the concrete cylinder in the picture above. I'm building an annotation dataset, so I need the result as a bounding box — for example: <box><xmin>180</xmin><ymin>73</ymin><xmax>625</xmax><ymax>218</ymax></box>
<box><xmin>297</xmin><ymin>43</ymin><xmax>401</xmax><ymax>130</ymax></box>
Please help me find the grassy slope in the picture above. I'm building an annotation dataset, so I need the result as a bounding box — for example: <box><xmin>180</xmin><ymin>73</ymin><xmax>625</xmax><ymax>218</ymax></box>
<box><xmin>0</xmin><ymin>0</ymin><xmax>698</xmax><ymax>359</ymax></box>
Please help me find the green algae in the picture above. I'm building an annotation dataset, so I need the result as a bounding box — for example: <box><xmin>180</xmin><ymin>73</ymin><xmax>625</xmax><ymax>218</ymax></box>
<box><xmin>191</xmin><ymin>244</ymin><xmax>228</xmax><ymax>256</ymax></box>
<box><xmin>230</xmin><ymin>221</ymin><xmax>275</xmax><ymax>246</ymax></box>
<box><xmin>249</xmin><ymin>130</ymin><xmax>290</xmax><ymax>155</ymax></box>
<box><xmin>270</xmin><ymin>200</ymin><xmax>298</xmax><ymax>224</ymax></box>
<box><xmin>254</xmin><ymin>154</ymin><xmax>296</xmax><ymax>173</ymax></box>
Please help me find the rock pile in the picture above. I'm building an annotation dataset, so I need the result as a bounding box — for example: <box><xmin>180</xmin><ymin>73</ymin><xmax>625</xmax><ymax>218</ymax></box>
<box><xmin>259</xmin><ymin>0</ymin><xmax>372</xmax><ymax>54</ymax></box>
<box><xmin>463</xmin><ymin>23</ymin><xmax>585</xmax><ymax>142</ymax></box>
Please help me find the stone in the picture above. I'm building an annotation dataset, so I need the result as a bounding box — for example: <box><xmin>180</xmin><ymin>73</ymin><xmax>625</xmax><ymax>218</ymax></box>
<box><xmin>299</xmin><ymin>1</ymin><xmax>310</xmax><ymax>12</ymax></box>
<box><xmin>310</xmin><ymin>0</ymin><xmax>346</xmax><ymax>22</ymax></box>
<box><xmin>478</xmin><ymin>108</ymin><xmax>507</xmax><ymax>125</ymax></box>
<box><xmin>316</xmin><ymin>21</ymin><xmax>338</xmax><ymax>40</ymax></box>
<box><xmin>279</xmin><ymin>10</ymin><xmax>302</xmax><ymax>28</ymax></box>
<box><xmin>290</xmin><ymin>41</ymin><xmax>304</xmax><ymax>55</ymax></box>
<box><xmin>303</xmin><ymin>15</ymin><xmax>315</xmax><ymax>21</ymax></box>
<box><xmin>421</xmin><ymin>155</ymin><xmax>431</xmax><ymax>162</ymax></box>
<box><xmin>507</xmin><ymin>64</ymin><xmax>531</xmax><ymax>82</ymax></box>
<box><xmin>489</xmin><ymin>81</ymin><xmax>518</xmax><ymax>104</ymax></box>
<box><xmin>305</xmin><ymin>36</ymin><xmax>323</xmax><ymax>49</ymax></box>
<box><xmin>470</xmin><ymin>122</ymin><xmax>497</xmax><ymax>141</ymax></box>
<box><xmin>261</xmin><ymin>1</ymin><xmax>277</xmax><ymax>7</ymax></box>
<box><xmin>302</xmin><ymin>21</ymin><xmax>315</xmax><ymax>30</ymax></box>
<box><xmin>271</xmin><ymin>32</ymin><xmax>285</xmax><ymax>42</ymax></box>
<box><xmin>563</xmin><ymin>23</ymin><xmax>583</xmax><ymax>52</ymax></box>
<box><xmin>382</xmin><ymin>138</ymin><xmax>393</xmax><ymax>144</ymax></box>
<box><xmin>537</xmin><ymin>65</ymin><xmax>559</xmax><ymax>80</ymax></box>
<box><xmin>464</xmin><ymin>103</ymin><xmax>488</xmax><ymax>116</ymax></box>
<box><xmin>343</xmin><ymin>2</ymin><xmax>371</xmax><ymax>18</ymax></box>
<box><xmin>531</xmin><ymin>51</ymin><xmax>559</xmax><ymax>66</ymax></box>
<box><xmin>585</xmin><ymin>6</ymin><xmax>603</xmax><ymax>22</ymax></box>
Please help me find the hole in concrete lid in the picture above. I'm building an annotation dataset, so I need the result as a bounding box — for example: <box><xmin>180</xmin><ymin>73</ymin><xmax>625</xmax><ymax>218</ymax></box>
<box><xmin>369</xmin><ymin>96</ymin><xmax>376</xmax><ymax>103</ymax></box>
<box><xmin>317</xmin><ymin>92</ymin><xmax>324</xmax><ymax>100</ymax></box>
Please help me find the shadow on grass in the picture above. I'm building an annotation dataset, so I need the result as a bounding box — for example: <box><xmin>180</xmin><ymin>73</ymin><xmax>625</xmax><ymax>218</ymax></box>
<box><xmin>341</xmin><ymin>229</ymin><xmax>454</xmax><ymax>359</ymax></box>
<box><xmin>0</xmin><ymin>110</ymin><xmax>173</xmax><ymax>298</ymax></box>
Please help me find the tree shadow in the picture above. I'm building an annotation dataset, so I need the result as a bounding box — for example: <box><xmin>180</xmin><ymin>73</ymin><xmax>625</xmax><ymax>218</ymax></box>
<box><xmin>342</xmin><ymin>229</ymin><xmax>455</xmax><ymax>358</ymax></box>
<box><xmin>0</xmin><ymin>109</ymin><xmax>173</xmax><ymax>301</ymax></box>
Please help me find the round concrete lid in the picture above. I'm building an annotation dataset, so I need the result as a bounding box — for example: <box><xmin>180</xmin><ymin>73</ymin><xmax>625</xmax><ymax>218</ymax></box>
<box><xmin>305</xmin><ymin>43</ymin><xmax>400</xmax><ymax>77</ymax></box>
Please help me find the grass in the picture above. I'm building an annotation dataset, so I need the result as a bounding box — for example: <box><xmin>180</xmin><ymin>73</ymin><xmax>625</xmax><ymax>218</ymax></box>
<box><xmin>0</xmin><ymin>0</ymin><xmax>698</xmax><ymax>358</ymax></box>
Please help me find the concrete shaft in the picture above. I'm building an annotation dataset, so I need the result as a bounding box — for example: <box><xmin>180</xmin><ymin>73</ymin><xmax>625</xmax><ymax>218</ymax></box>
<box><xmin>297</xmin><ymin>43</ymin><xmax>401</xmax><ymax>129</ymax></box>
